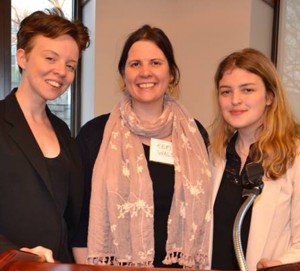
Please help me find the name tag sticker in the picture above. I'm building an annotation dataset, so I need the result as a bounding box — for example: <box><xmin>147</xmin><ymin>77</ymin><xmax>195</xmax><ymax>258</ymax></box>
<box><xmin>150</xmin><ymin>138</ymin><xmax>174</xmax><ymax>165</ymax></box>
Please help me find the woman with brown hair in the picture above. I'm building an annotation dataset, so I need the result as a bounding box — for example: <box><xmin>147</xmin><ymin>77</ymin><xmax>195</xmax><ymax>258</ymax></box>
<box><xmin>73</xmin><ymin>24</ymin><xmax>212</xmax><ymax>269</ymax></box>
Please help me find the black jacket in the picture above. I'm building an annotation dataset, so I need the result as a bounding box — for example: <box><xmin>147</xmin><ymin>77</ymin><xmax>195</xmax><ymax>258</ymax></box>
<box><xmin>0</xmin><ymin>90</ymin><xmax>83</xmax><ymax>262</ymax></box>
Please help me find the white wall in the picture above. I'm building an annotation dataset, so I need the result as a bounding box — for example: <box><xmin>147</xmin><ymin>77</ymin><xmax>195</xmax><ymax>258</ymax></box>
<box><xmin>250</xmin><ymin>0</ymin><xmax>274</xmax><ymax>54</ymax></box>
<box><xmin>81</xmin><ymin>0</ymin><xmax>273</xmax><ymax>129</ymax></box>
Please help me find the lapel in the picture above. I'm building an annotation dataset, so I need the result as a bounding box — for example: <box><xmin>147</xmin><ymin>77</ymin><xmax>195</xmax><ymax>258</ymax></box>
<box><xmin>208</xmin><ymin>158</ymin><xmax>226</xmax><ymax>265</ymax></box>
<box><xmin>4</xmin><ymin>91</ymin><xmax>55</xmax><ymax>198</ymax></box>
<box><xmin>246</xmin><ymin>178</ymin><xmax>282</xmax><ymax>271</ymax></box>
<box><xmin>47</xmin><ymin>106</ymin><xmax>76</xmax><ymax>169</ymax></box>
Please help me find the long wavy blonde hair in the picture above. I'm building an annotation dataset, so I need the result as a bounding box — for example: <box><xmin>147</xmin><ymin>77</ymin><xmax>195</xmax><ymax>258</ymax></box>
<box><xmin>210</xmin><ymin>48</ymin><xmax>300</xmax><ymax>180</ymax></box>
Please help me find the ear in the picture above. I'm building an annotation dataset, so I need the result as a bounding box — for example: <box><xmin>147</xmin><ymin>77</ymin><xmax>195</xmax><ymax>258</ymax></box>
<box><xmin>169</xmin><ymin>73</ymin><xmax>174</xmax><ymax>84</ymax></box>
<box><xmin>266</xmin><ymin>91</ymin><xmax>273</xmax><ymax>106</ymax></box>
<box><xmin>16</xmin><ymin>48</ymin><xmax>27</xmax><ymax>70</ymax></box>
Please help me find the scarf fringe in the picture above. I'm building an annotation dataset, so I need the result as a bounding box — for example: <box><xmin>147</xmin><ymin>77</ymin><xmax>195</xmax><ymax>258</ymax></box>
<box><xmin>162</xmin><ymin>252</ymin><xmax>208</xmax><ymax>269</ymax></box>
<box><xmin>87</xmin><ymin>256</ymin><xmax>154</xmax><ymax>267</ymax></box>
<box><xmin>87</xmin><ymin>256</ymin><xmax>113</xmax><ymax>265</ymax></box>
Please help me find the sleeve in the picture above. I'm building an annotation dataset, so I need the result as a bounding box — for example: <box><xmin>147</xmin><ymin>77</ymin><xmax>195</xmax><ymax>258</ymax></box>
<box><xmin>71</xmin><ymin>115</ymin><xmax>109</xmax><ymax>247</ymax></box>
<box><xmin>0</xmin><ymin>235</ymin><xmax>19</xmax><ymax>254</ymax></box>
<box><xmin>278</xmin><ymin>151</ymin><xmax>300</xmax><ymax>264</ymax></box>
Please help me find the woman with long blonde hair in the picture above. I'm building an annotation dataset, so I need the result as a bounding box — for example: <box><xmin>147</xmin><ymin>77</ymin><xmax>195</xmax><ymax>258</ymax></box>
<box><xmin>210</xmin><ymin>48</ymin><xmax>300</xmax><ymax>271</ymax></box>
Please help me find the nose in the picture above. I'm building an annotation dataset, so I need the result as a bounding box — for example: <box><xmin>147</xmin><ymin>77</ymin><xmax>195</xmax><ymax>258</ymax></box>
<box><xmin>139</xmin><ymin>64</ymin><xmax>151</xmax><ymax>77</ymax></box>
<box><xmin>231</xmin><ymin>91</ymin><xmax>242</xmax><ymax>105</ymax></box>
<box><xmin>54</xmin><ymin>61</ymin><xmax>67</xmax><ymax>77</ymax></box>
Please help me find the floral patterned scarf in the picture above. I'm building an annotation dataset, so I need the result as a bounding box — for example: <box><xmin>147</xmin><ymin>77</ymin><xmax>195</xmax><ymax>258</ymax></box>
<box><xmin>87</xmin><ymin>95</ymin><xmax>212</xmax><ymax>268</ymax></box>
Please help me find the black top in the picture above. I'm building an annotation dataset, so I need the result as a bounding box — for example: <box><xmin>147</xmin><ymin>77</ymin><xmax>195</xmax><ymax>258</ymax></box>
<box><xmin>212</xmin><ymin>133</ymin><xmax>253</xmax><ymax>270</ymax></box>
<box><xmin>73</xmin><ymin>113</ymin><xmax>209</xmax><ymax>267</ymax></box>
<box><xmin>45</xmin><ymin>148</ymin><xmax>70</xmax><ymax>215</ymax></box>
<box><xmin>45</xmin><ymin>147</ymin><xmax>70</xmax><ymax>261</ymax></box>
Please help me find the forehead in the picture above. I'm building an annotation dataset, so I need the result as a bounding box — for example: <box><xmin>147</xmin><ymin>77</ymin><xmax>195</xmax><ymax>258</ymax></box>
<box><xmin>221</xmin><ymin>68</ymin><xmax>262</xmax><ymax>82</ymax></box>
<box><xmin>127</xmin><ymin>40</ymin><xmax>166</xmax><ymax>59</ymax></box>
<box><xmin>29</xmin><ymin>34</ymin><xmax>79</xmax><ymax>59</ymax></box>
<box><xmin>32</xmin><ymin>34</ymin><xmax>74</xmax><ymax>47</ymax></box>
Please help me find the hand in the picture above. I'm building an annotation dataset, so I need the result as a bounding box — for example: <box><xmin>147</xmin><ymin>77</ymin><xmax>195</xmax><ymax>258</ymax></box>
<box><xmin>20</xmin><ymin>246</ymin><xmax>54</xmax><ymax>263</ymax></box>
<box><xmin>257</xmin><ymin>258</ymin><xmax>282</xmax><ymax>270</ymax></box>
<box><xmin>72</xmin><ymin>247</ymin><xmax>88</xmax><ymax>264</ymax></box>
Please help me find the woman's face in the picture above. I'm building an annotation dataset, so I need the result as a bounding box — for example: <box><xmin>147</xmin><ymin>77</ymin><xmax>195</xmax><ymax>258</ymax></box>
<box><xmin>17</xmin><ymin>34</ymin><xmax>79</xmax><ymax>103</ymax></box>
<box><xmin>123</xmin><ymin>40</ymin><xmax>173</xmax><ymax>108</ymax></box>
<box><xmin>218</xmin><ymin>68</ymin><xmax>272</xmax><ymax>135</ymax></box>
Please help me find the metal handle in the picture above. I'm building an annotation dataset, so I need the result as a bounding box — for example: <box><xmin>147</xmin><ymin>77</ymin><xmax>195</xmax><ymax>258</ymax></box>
<box><xmin>233</xmin><ymin>162</ymin><xmax>264</xmax><ymax>271</ymax></box>
<box><xmin>233</xmin><ymin>193</ymin><xmax>257</xmax><ymax>271</ymax></box>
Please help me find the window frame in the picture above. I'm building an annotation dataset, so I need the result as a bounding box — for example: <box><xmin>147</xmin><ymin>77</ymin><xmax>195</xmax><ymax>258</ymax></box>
<box><xmin>0</xmin><ymin>0</ymin><xmax>12</xmax><ymax>100</ymax></box>
<box><xmin>72</xmin><ymin>0</ymin><xmax>83</xmax><ymax>135</ymax></box>
<box><xmin>271</xmin><ymin>0</ymin><xmax>281</xmax><ymax>65</ymax></box>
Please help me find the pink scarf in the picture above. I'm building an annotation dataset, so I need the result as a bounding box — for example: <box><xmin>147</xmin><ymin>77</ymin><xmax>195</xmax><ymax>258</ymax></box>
<box><xmin>87</xmin><ymin>95</ymin><xmax>212</xmax><ymax>268</ymax></box>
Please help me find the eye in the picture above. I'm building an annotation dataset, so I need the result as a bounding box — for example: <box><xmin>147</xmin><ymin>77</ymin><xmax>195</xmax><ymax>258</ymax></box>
<box><xmin>242</xmin><ymin>88</ymin><xmax>254</xmax><ymax>94</ymax></box>
<box><xmin>151</xmin><ymin>60</ymin><xmax>162</xmax><ymax>66</ymax></box>
<box><xmin>66</xmin><ymin>64</ymin><xmax>76</xmax><ymax>72</ymax></box>
<box><xmin>219</xmin><ymin>89</ymin><xmax>231</xmax><ymax>96</ymax></box>
<box><xmin>129</xmin><ymin>61</ymin><xmax>140</xmax><ymax>68</ymax></box>
<box><xmin>46</xmin><ymin>57</ymin><xmax>55</xmax><ymax>63</ymax></box>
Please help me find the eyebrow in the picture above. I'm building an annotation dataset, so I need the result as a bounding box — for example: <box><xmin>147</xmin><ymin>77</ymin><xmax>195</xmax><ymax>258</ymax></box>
<box><xmin>42</xmin><ymin>50</ymin><xmax>78</xmax><ymax>64</ymax></box>
<box><xmin>219</xmin><ymin>82</ymin><xmax>256</xmax><ymax>88</ymax></box>
<box><xmin>127</xmin><ymin>57</ymin><xmax>165</xmax><ymax>62</ymax></box>
<box><xmin>42</xmin><ymin>49</ymin><xmax>59</xmax><ymax>56</ymax></box>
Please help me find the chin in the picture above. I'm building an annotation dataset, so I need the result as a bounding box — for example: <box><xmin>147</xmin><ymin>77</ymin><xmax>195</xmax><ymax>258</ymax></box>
<box><xmin>45</xmin><ymin>93</ymin><xmax>62</xmax><ymax>101</ymax></box>
<box><xmin>227</xmin><ymin>122</ymin><xmax>247</xmax><ymax>130</ymax></box>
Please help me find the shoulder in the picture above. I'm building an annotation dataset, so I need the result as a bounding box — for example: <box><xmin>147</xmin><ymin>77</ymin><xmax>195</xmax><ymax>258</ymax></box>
<box><xmin>77</xmin><ymin>113</ymin><xmax>110</xmax><ymax>139</ymax></box>
<box><xmin>76</xmin><ymin>113</ymin><xmax>110</xmax><ymax>148</ymax></box>
<box><xmin>289</xmin><ymin>142</ymin><xmax>300</xmax><ymax>174</ymax></box>
<box><xmin>0</xmin><ymin>98</ymin><xmax>4</xmax><ymax>107</ymax></box>
<box><xmin>194</xmin><ymin>119</ymin><xmax>210</xmax><ymax>148</ymax></box>
<box><xmin>0</xmin><ymin>100</ymin><xmax>4</xmax><ymax>118</ymax></box>
<box><xmin>0</xmin><ymin>90</ymin><xmax>17</xmax><ymax>121</ymax></box>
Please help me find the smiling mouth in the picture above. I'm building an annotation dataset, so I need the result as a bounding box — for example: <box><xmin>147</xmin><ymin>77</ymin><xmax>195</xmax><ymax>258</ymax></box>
<box><xmin>229</xmin><ymin>110</ymin><xmax>246</xmax><ymax>115</ymax></box>
<box><xmin>138</xmin><ymin>83</ymin><xmax>155</xmax><ymax>88</ymax></box>
<box><xmin>46</xmin><ymin>80</ymin><xmax>62</xmax><ymax>88</ymax></box>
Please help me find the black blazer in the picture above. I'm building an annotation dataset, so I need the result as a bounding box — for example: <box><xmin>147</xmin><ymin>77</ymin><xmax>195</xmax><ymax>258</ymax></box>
<box><xmin>0</xmin><ymin>90</ymin><xmax>83</xmax><ymax>262</ymax></box>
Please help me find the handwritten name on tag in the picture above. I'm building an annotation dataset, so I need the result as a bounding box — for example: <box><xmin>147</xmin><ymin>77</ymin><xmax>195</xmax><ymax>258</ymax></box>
<box><xmin>150</xmin><ymin>138</ymin><xmax>174</xmax><ymax>165</ymax></box>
